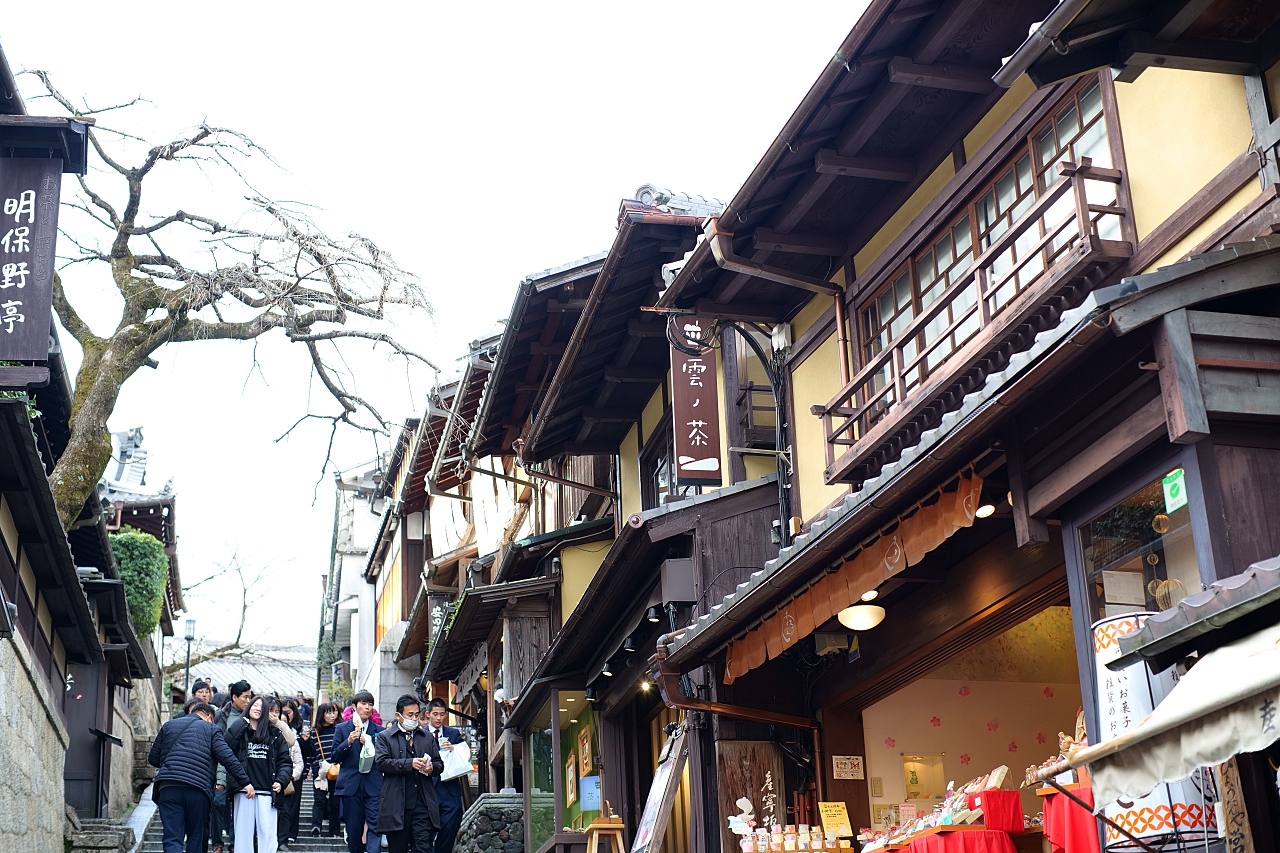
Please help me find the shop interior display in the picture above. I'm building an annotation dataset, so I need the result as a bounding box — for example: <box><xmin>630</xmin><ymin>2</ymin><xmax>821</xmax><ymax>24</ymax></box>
<box><xmin>857</xmin><ymin>765</ymin><xmax>1012</xmax><ymax>850</ymax></box>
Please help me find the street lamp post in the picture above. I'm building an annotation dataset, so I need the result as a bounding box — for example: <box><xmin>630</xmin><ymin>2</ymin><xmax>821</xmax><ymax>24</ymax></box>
<box><xmin>183</xmin><ymin>618</ymin><xmax>196</xmax><ymax>696</ymax></box>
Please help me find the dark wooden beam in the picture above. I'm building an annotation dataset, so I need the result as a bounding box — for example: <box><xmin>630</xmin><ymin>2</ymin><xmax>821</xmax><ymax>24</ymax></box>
<box><xmin>529</xmin><ymin>342</ymin><xmax>567</xmax><ymax>356</ymax></box>
<box><xmin>887</xmin><ymin>2</ymin><xmax>939</xmax><ymax>25</ymax></box>
<box><xmin>0</xmin><ymin>366</ymin><xmax>49</xmax><ymax>390</ymax></box>
<box><xmin>823</xmin><ymin>87</ymin><xmax>876</xmax><ymax>111</ymax></box>
<box><xmin>1148</xmin><ymin>0</ymin><xmax>1218</xmax><ymax>40</ymax></box>
<box><xmin>603</xmin><ymin>366</ymin><xmax>667</xmax><ymax>384</ymax></box>
<box><xmin>1110</xmin><ymin>248</ymin><xmax>1280</xmax><ymax>333</ymax></box>
<box><xmin>1006</xmin><ymin>427</ymin><xmax>1049</xmax><ymax>547</ymax></box>
<box><xmin>693</xmin><ymin>299</ymin><xmax>788</xmax><ymax>324</ymax></box>
<box><xmin>1028</xmin><ymin>41</ymin><xmax>1117</xmax><ymax>87</ymax></box>
<box><xmin>814</xmin><ymin>149</ymin><xmax>916</xmax><ymax>181</ymax></box>
<box><xmin>887</xmin><ymin>57</ymin><xmax>996</xmax><ymax>94</ymax></box>
<box><xmin>627</xmin><ymin>319</ymin><xmax>666</xmax><ymax>338</ymax></box>
<box><xmin>752</xmin><ymin>227</ymin><xmax>846</xmax><ymax>256</ymax></box>
<box><xmin>1152</xmin><ymin>308</ymin><xmax>1209</xmax><ymax>444</ymax></box>
<box><xmin>1114</xmin><ymin>32</ymin><xmax>1259</xmax><ymax>83</ymax></box>
<box><xmin>546</xmin><ymin>299</ymin><xmax>587</xmax><ymax>313</ymax></box>
<box><xmin>1026</xmin><ymin>396</ymin><xmax>1167</xmax><ymax>517</ymax></box>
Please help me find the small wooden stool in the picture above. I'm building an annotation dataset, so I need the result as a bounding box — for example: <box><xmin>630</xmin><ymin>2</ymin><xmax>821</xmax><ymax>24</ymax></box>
<box><xmin>586</xmin><ymin>807</ymin><xmax>626</xmax><ymax>853</ymax></box>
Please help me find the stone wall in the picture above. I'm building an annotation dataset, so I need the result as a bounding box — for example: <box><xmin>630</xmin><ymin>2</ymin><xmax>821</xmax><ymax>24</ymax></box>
<box><xmin>108</xmin><ymin>700</ymin><xmax>134</xmax><ymax>817</ymax></box>
<box><xmin>0</xmin><ymin>636</ymin><xmax>71</xmax><ymax>853</ymax></box>
<box><xmin>457</xmin><ymin>792</ymin><xmax>524</xmax><ymax>853</ymax></box>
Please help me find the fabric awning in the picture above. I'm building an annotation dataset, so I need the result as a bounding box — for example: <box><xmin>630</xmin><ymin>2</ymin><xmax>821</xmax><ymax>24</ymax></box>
<box><xmin>1059</xmin><ymin>621</ymin><xmax>1280</xmax><ymax>807</ymax></box>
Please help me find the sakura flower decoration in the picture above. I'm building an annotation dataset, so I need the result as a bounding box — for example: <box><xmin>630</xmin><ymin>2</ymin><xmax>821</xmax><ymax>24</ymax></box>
<box><xmin>1036</xmin><ymin>732</ymin><xmax>1047</xmax><ymax>744</ymax></box>
<box><xmin>930</xmin><ymin>716</ymin><xmax>941</xmax><ymax>728</ymax></box>
<box><xmin>1043</xmin><ymin>686</ymin><xmax>1055</xmax><ymax>698</ymax></box>
<box><xmin>884</xmin><ymin>737</ymin><xmax>896</xmax><ymax>749</ymax></box>
<box><xmin>986</xmin><ymin>720</ymin><xmax>999</xmax><ymax>732</ymax></box>
<box><xmin>1008</xmin><ymin>741</ymin><xmax>1018</xmax><ymax>752</ymax></box>
<box><xmin>959</xmin><ymin>754</ymin><xmax>971</xmax><ymax>766</ymax></box>
<box><xmin>958</xmin><ymin>686</ymin><xmax>970</xmax><ymax>697</ymax></box>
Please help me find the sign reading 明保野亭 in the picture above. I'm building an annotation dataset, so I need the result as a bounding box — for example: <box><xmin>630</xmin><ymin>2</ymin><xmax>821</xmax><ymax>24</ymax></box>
<box><xmin>669</xmin><ymin>320</ymin><xmax>723</xmax><ymax>487</ymax></box>
<box><xmin>0</xmin><ymin>159</ymin><xmax>62</xmax><ymax>362</ymax></box>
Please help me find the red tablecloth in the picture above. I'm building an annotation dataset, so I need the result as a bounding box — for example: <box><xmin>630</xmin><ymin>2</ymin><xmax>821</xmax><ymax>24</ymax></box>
<box><xmin>1042</xmin><ymin>787</ymin><xmax>1101</xmax><ymax>853</ymax></box>
<box><xmin>966</xmin><ymin>790</ymin><xmax>1025</xmax><ymax>834</ymax></box>
<box><xmin>908</xmin><ymin>830</ymin><xmax>1017</xmax><ymax>853</ymax></box>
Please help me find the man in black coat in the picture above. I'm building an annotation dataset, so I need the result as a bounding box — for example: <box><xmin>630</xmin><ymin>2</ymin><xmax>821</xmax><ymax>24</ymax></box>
<box><xmin>375</xmin><ymin>694</ymin><xmax>444</xmax><ymax>853</ymax></box>
<box><xmin>149</xmin><ymin>702</ymin><xmax>255</xmax><ymax>853</ymax></box>
<box><xmin>425</xmin><ymin>698</ymin><xmax>466</xmax><ymax>853</ymax></box>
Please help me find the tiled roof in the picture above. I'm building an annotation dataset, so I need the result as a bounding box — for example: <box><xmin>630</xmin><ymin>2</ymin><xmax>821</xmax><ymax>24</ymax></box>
<box><xmin>1112</xmin><ymin>555</ymin><xmax>1280</xmax><ymax>672</ymax></box>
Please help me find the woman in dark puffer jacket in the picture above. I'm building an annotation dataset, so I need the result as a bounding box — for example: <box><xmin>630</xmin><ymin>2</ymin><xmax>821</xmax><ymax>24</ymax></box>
<box><xmin>149</xmin><ymin>702</ymin><xmax>254</xmax><ymax>853</ymax></box>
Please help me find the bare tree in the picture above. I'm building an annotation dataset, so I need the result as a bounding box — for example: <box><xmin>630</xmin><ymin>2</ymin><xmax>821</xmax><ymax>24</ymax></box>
<box><xmin>24</xmin><ymin>72</ymin><xmax>436</xmax><ymax>526</ymax></box>
<box><xmin>162</xmin><ymin>554</ymin><xmax>266</xmax><ymax>676</ymax></box>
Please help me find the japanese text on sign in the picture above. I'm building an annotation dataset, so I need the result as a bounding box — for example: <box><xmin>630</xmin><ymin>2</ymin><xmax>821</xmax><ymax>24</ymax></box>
<box><xmin>0</xmin><ymin>159</ymin><xmax>62</xmax><ymax>360</ymax></box>
<box><xmin>669</xmin><ymin>320</ymin><xmax>723</xmax><ymax>487</ymax></box>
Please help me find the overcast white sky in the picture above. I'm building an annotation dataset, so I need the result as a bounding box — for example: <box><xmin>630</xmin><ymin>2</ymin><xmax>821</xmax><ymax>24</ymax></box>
<box><xmin>1</xmin><ymin>1</ymin><xmax>866</xmax><ymax>663</ymax></box>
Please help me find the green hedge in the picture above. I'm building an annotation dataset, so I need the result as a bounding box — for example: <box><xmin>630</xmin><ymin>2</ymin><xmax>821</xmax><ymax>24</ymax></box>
<box><xmin>110</xmin><ymin>526</ymin><xmax>169</xmax><ymax>638</ymax></box>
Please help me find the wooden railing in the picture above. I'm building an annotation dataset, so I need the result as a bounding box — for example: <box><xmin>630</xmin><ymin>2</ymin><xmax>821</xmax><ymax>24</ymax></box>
<box><xmin>736</xmin><ymin>382</ymin><xmax>776</xmax><ymax>447</ymax></box>
<box><xmin>815</xmin><ymin>160</ymin><xmax>1131</xmax><ymax>485</ymax></box>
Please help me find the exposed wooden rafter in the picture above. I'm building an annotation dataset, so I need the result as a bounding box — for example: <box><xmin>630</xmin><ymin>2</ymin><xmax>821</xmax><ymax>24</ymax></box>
<box><xmin>887</xmin><ymin>57</ymin><xmax>997</xmax><ymax>93</ymax></box>
<box><xmin>752</xmin><ymin>227</ymin><xmax>847</xmax><ymax>256</ymax></box>
<box><xmin>814</xmin><ymin>149</ymin><xmax>916</xmax><ymax>181</ymax></box>
<box><xmin>1113</xmin><ymin>31</ymin><xmax>1259</xmax><ymax>82</ymax></box>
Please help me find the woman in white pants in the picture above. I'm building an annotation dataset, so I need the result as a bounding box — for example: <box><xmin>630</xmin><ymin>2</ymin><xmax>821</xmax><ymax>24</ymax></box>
<box><xmin>227</xmin><ymin>696</ymin><xmax>293</xmax><ymax>853</ymax></box>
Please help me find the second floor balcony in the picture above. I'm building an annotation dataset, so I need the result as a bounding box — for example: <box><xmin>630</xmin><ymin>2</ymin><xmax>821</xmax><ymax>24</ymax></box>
<box><xmin>813</xmin><ymin>159</ymin><xmax>1132</xmax><ymax>487</ymax></box>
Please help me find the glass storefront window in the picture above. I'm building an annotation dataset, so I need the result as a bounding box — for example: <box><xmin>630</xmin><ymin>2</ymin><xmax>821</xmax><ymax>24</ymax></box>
<box><xmin>527</xmin><ymin>700</ymin><xmax>556</xmax><ymax>853</ymax></box>
<box><xmin>1078</xmin><ymin>467</ymin><xmax>1203</xmax><ymax>620</ymax></box>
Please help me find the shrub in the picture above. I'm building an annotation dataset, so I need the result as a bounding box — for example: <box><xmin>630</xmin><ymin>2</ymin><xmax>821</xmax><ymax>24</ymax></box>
<box><xmin>110</xmin><ymin>526</ymin><xmax>169</xmax><ymax>638</ymax></box>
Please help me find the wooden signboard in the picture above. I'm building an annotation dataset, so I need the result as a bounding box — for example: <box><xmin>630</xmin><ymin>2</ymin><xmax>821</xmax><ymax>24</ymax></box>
<box><xmin>717</xmin><ymin>741</ymin><xmax>786</xmax><ymax>853</ymax></box>
<box><xmin>631</xmin><ymin>725</ymin><xmax>688</xmax><ymax>853</ymax></box>
<box><xmin>0</xmin><ymin>158</ymin><xmax>61</xmax><ymax>362</ymax></box>
<box><xmin>669</xmin><ymin>321</ymin><xmax>723</xmax><ymax>487</ymax></box>
<box><xmin>1215</xmin><ymin>757</ymin><xmax>1255</xmax><ymax>853</ymax></box>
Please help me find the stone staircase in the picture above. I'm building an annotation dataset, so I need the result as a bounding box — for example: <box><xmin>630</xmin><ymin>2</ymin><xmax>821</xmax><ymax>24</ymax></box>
<box><xmin>137</xmin><ymin>780</ymin><xmax>347</xmax><ymax>852</ymax></box>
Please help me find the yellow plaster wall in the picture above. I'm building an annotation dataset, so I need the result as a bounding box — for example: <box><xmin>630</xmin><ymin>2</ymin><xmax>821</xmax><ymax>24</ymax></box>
<box><xmin>559</xmin><ymin>541</ymin><xmax>611</xmax><ymax>617</ymax></box>
<box><xmin>854</xmin><ymin>158</ymin><xmax>955</xmax><ymax>277</ymax></box>
<box><xmin>791</xmin><ymin>295</ymin><xmax>832</xmax><ymax>342</ymax></box>
<box><xmin>1266</xmin><ymin>60</ymin><xmax>1280</xmax><ymax>109</ymax></box>
<box><xmin>618</xmin><ymin>424</ymin><xmax>641</xmax><ymax>521</ymax></box>
<box><xmin>1145</xmin><ymin>181</ymin><xmax>1261</xmax><ymax>272</ymax></box>
<box><xmin>0</xmin><ymin>497</ymin><xmax>15</xmax><ymax>559</ymax></box>
<box><xmin>964</xmin><ymin>75</ymin><xmax>1035</xmax><ymax>160</ymax></box>
<box><xmin>641</xmin><ymin>382</ymin><xmax>666</xmax><ymax>446</ymax></box>
<box><xmin>791</xmin><ymin>333</ymin><xmax>848</xmax><ymax>521</ymax></box>
<box><xmin>744</xmin><ymin>455</ymin><xmax>776</xmax><ymax>481</ymax></box>
<box><xmin>1114</xmin><ymin>68</ymin><xmax>1253</xmax><ymax>240</ymax></box>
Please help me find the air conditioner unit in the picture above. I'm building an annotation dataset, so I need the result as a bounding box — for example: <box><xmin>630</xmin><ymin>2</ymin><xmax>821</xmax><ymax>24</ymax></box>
<box><xmin>813</xmin><ymin>633</ymin><xmax>849</xmax><ymax>657</ymax></box>
<box><xmin>660</xmin><ymin>558</ymin><xmax>696</xmax><ymax>604</ymax></box>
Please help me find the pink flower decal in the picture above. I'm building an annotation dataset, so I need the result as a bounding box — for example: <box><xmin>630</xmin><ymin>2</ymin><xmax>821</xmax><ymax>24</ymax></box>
<box><xmin>1008</xmin><ymin>741</ymin><xmax>1018</xmax><ymax>752</ymax></box>
<box><xmin>930</xmin><ymin>716</ymin><xmax>941</xmax><ymax>728</ymax></box>
<box><xmin>884</xmin><ymin>737</ymin><xmax>896</xmax><ymax>749</ymax></box>
<box><xmin>958</xmin><ymin>686</ymin><xmax>970</xmax><ymax>697</ymax></box>
<box><xmin>1037</xmin><ymin>732</ymin><xmax>1047</xmax><ymax>744</ymax></box>
<box><xmin>986</xmin><ymin>720</ymin><xmax>999</xmax><ymax>732</ymax></box>
<box><xmin>959</xmin><ymin>754</ymin><xmax>971</xmax><ymax>765</ymax></box>
<box><xmin>1043</xmin><ymin>686</ymin><xmax>1054</xmax><ymax>698</ymax></box>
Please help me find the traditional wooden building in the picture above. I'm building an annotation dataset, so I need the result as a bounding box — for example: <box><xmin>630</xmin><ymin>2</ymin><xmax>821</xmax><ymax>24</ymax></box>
<box><xmin>645</xmin><ymin>0</ymin><xmax>1280</xmax><ymax>851</ymax></box>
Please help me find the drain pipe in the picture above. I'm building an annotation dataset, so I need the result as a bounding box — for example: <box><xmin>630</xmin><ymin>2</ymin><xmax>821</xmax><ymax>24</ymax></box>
<box><xmin>705</xmin><ymin>218</ymin><xmax>843</xmax><ymax>297</ymax></box>
<box><xmin>654</xmin><ymin>632</ymin><xmax>825</xmax><ymax>801</ymax></box>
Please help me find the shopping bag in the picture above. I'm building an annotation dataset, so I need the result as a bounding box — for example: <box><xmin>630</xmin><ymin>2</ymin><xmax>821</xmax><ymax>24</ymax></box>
<box><xmin>440</xmin><ymin>739</ymin><xmax>472</xmax><ymax>781</ymax></box>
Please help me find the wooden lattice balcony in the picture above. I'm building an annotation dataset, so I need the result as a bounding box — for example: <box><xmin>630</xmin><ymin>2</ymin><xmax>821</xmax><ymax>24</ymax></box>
<box><xmin>814</xmin><ymin>160</ymin><xmax>1132</xmax><ymax>487</ymax></box>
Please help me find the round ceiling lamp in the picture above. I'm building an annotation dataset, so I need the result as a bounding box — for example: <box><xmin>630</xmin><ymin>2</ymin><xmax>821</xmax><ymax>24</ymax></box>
<box><xmin>975</xmin><ymin>503</ymin><xmax>996</xmax><ymax>518</ymax></box>
<box><xmin>860</xmin><ymin>589</ymin><xmax>879</xmax><ymax>602</ymax></box>
<box><xmin>837</xmin><ymin>604</ymin><xmax>886</xmax><ymax>631</ymax></box>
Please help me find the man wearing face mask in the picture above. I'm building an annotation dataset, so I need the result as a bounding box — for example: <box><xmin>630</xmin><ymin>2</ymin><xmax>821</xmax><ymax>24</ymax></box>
<box><xmin>374</xmin><ymin>695</ymin><xmax>443</xmax><ymax>853</ymax></box>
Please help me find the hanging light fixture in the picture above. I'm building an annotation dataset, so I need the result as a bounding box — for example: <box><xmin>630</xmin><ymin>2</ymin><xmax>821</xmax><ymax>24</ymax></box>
<box><xmin>585</xmin><ymin>688</ymin><xmax>598</xmax><ymax>702</ymax></box>
<box><xmin>601</xmin><ymin>660</ymin><xmax>613</xmax><ymax>677</ymax></box>
<box><xmin>645</xmin><ymin>606</ymin><xmax>662</xmax><ymax>623</ymax></box>
<box><xmin>838</xmin><ymin>604</ymin><xmax>886</xmax><ymax>631</ymax></box>
<box><xmin>975</xmin><ymin>503</ymin><xmax>996</xmax><ymax>519</ymax></box>
<box><xmin>860</xmin><ymin>589</ymin><xmax>879</xmax><ymax>602</ymax></box>
<box><xmin>622</xmin><ymin>636</ymin><xmax>636</xmax><ymax>653</ymax></box>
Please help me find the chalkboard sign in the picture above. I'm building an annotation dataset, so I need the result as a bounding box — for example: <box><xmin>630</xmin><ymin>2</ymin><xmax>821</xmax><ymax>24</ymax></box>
<box><xmin>630</xmin><ymin>726</ymin><xmax>687</xmax><ymax>853</ymax></box>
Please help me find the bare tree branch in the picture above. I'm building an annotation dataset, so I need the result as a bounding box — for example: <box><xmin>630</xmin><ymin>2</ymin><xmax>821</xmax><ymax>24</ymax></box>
<box><xmin>27</xmin><ymin>71</ymin><xmax>433</xmax><ymax>526</ymax></box>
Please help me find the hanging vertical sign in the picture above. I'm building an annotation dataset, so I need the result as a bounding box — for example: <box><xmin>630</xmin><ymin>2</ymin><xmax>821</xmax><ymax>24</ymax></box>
<box><xmin>670</xmin><ymin>318</ymin><xmax>723</xmax><ymax>487</ymax></box>
<box><xmin>0</xmin><ymin>158</ymin><xmax>62</xmax><ymax>362</ymax></box>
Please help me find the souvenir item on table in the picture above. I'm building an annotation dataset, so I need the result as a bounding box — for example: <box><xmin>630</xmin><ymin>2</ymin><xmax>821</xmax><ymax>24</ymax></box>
<box><xmin>728</xmin><ymin>797</ymin><xmax>758</xmax><ymax>839</ymax></box>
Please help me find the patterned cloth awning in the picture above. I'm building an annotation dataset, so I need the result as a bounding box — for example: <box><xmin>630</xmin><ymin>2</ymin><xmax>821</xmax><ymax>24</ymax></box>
<box><xmin>722</xmin><ymin>470</ymin><xmax>983</xmax><ymax>683</ymax></box>
<box><xmin>1061</xmin><ymin>621</ymin><xmax>1280</xmax><ymax>808</ymax></box>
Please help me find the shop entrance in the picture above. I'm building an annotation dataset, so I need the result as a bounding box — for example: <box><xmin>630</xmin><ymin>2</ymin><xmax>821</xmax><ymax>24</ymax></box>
<box><xmin>857</xmin><ymin>604</ymin><xmax>1083</xmax><ymax>832</ymax></box>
